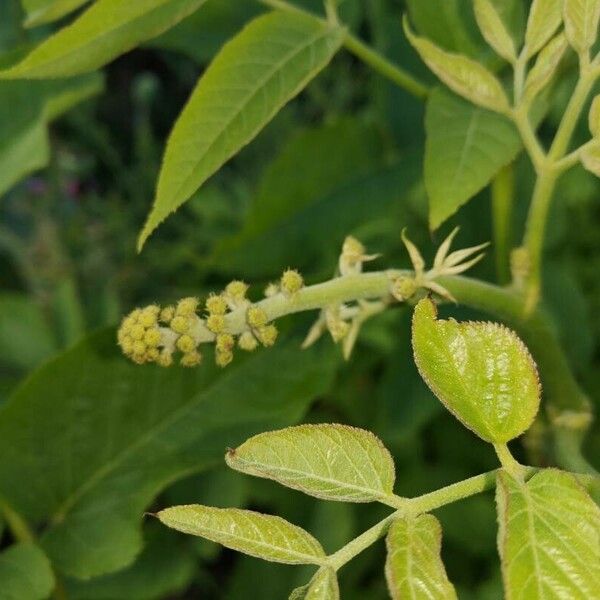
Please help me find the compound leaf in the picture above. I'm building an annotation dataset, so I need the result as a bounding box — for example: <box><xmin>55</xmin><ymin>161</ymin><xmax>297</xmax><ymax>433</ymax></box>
<box><xmin>385</xmin><ymin>514</ymin><xmax>457</xmax><ymax>600</ymax></box>
<box><xmin>226</xmin><ymin>424</ymin><xmax>396</xmax><ymax>503</ymax></box>
<box><xmin>139</xmin><ymin>11</ymin><xmax>344</xmax><ymax>249</ymax></box>
<box><xmin>157</xmin><ymin>505</ymin><xmax>325</xmax><ymax>565</ymax></box>
<box><xmin>411</xmin><ymin>298</ymin><xmax>541</xmax><ymax>443</ymax></box>
<box><xmin>496</xmin><ymin>469</ymin><xmax>600</xmax><ymax>598</ymax></box>
<box><xmin>3</xmin><ymin>0</ymin><xmax>207</xmax><ymax>78</ymax></box>
<box><xmin>425</xmin><ymin>87</ymin><xmax>521</xmax><ymax>229</ymax></box>
<box><xmin>0</xmin><ymin>543</ymin><xmax>55</xmax><ymax>600</ymax></box>
<box><xmin>0</xmin><ymin>329</ymin><xmax>337</xmax><ymax>578</ymax></box>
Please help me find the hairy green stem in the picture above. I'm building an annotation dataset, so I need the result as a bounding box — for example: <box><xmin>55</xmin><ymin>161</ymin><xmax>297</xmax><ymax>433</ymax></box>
<box><xmin>257</xmin><ymin>0</ymin><xmax>429</xmax><ymax>100</ymax></box>
<box><xmin>491</xmin><ymin>165</ymin><xmax>514</xmax><ymax>284</ymax></box>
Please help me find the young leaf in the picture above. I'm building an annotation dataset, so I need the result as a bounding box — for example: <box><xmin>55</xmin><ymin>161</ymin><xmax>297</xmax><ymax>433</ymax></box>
<box><xmin>496</xmin><ymin>469</ymin><xmax>600</xmax><ymax>598</ymax></box>
<box><xmin>385</xmin><ymin>514</ymin><xmax>456</xmax><ymax>599</ymax></box>
<box><xmin>523</xmin><ymin>32</ymin><xmax>568</xmax><ymax>105</ymax></box>
<box><xmin>290</xmin><ymin>567</ymin><xmax>340</xmax><ymax>600</ymax></box>
<box><xmin>563</xmin><ymin>0</ymin><xmax>600</xmax><ymax>54</ymax></box>
<box><xmin>226</xmin><ymin>424</ymin><xmax>396</xmax><ymax>503</ymax></box>
<box><xmin>138</xmin><ymin>11</ymin><xmax>344</xmax><ymax>249</ymax></box>
<box><xmin>588</xmin><ymin>94</ymin><xmax>600</xmax><ymax>137</ymax></box>
<box><xmin>403</xmin><ymin>18</ymin><xmax>509</xmax><ymax>113</ymax></box>
<box><xmin>156</xmin><ymin>505</ymin><xmax>326</xmax><ymax>565</ymax></box>
<box><xmin>0</xmin><ymin>543</ymin><xmax>55</xmax><ymax>600</ymax></box>
<box><xmin>474</xmin><ymin>0</ymin><xmax>517</xmax><ymax>63</ymax></box>
<box><xmin>1</xmin><ymin>0</ymin><xmax>208</xmax><ymax>78</ymax></box>
<box><xmin>525</xmin><ymin>0</ymin><xmax>563</xmax><ymax>57</ymax></box>
<box><xmin>21</xmin><ymin>0</ymin><xmax>89</xmax><ymax>28</ymax></box>
<box><xmin>580</xmin><ymin>141</ymin><xmax>600</xmax><ymax>176</ymax></box>
<box><xmin>425</xmin><ymin>88</ymin><xmax>521</xmax><ymax>230</ymax></box>
<box><xmin>411</xmin><ymin>298</ymin><xmax>540</xmax><ymax>443</ymax></box>
<box><xmin>0</xmin><ymin>329</ymin><xmax>338</xmax><ymax>579</ymax></box>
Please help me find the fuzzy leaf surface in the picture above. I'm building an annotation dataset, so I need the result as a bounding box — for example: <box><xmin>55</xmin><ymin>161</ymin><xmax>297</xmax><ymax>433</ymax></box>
<box><xmin>3</xmin><ymin>0</ymin><xmax>207</xmax><ymax>78</ymax></box>
<box><xmin>385</xmin><ymin>514</ymin><xmax>457</xmax><ymax>600</ymax></box>
<box><xmin>563</xmin><ymin>0</ymin><xmax>600</xmax><ymax>54</ymax></box>
<box><xmin>525</xmin><ymin>0</ymin><xmax>563</xmax><ymax>57</ymax></box>
<box><xmin>226</xmin><ymin>424</ymin><xmax>396</xmax><ymax>503</ymax></box>
<box><xmin>425</xmin><ymin>88</ymin><xmax>521</xmax><ymax>229</ymax></box>
<box><xmin>496</xmin><ymin>469</ymin><xmax>600</xmax><ymax>598</ymax></box>
<box><xmin>290</xmin><ymin>567</ymin><xmax>340</xmax><ymax>599</ymax></box>
<box><xmin>411</xmin><ymin>298</ymin><xmax>540</xmax><ymax>443</ymax></box>
<box><xmin>139</xmin><ymin>11</ymin><xmax>344</xmax><ymax>248</ymax></box>
<box><xmin>157</xmin><ymin>505</ymin><xmax>325</xmax><ymax>565</ymax></box>
<box><xmin>474</xmin><ymin>0</ymin><xmax>517</xmax><ymax>62</ymax></box>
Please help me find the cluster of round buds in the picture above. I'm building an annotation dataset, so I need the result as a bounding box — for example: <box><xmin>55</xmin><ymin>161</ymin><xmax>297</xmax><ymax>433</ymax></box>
<box><xmin>245</xmin><ymin>305</ymin><xmax>278</xmax><ymax>348</ymax></box>
<box><xmin>118</xmin><ymin>305</ymin><xmax>172</xmax><ymax>366</ymax></box>
<box><xmin>161</xmin><ymin>297</ymin><xmax>202</xmax><ymax>366</ymax></box>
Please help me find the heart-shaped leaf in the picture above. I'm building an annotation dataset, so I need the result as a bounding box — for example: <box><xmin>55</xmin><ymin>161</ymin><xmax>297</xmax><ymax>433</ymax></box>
<box><xmin>157</xmin><ymin>505</ymin><xmax>325</xmax><ymax>565</ymax></box>
<box><xmin>226</xmin><ymin>424</ymin><xmax>396</xmax><ymax>504</ymax></box>
<box><xmin>412</xmin><ymin>298</ymin><xmax>540</xmax><ymax>443</ymax></box>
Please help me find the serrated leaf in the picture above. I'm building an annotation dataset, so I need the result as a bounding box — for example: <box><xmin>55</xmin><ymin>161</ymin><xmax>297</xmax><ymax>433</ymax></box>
<box><xmin>139</xmin><ymin>11</ymin><xmax>344</xmax><ymax>249</ymax></box>
<box><xmin>2</xmin><ymin>0</ymin><xmax>207</xmax><ymax>78</ymax></box>
<box><xmin>588</xmin><ymin>95</ymin><xmax>600</xmax><ymax>137</ymax></box>
<box><xmin>21</xmin><ymin>0</ymin><xmax>89</xmax><ymax>28</ymax></box>
<box><xmin>157</xmin><ymin>505</ymin><xmax>326</xmax><ymax>565</ymax></box>
<box><xmin>290</xmin><ymin>567</ymin><xmax>340</xmax><ymax>599</ymax></box>
<box><xmin>523</xmin><ymin>32</ymin><xmax>568</xmax><ymax>104</ymax></box>
<box><xmin>425</xmin><ymin>87</ymin><xmax>521</xmax><ymax>229</ymax></box>
<box><xmin>563</xmin><ymin>0</ymin><xmax>600</xmax><ymax>54</ymax></box>
<box><xmin>226</xmin><ymin>424</ymin><xmax>396</xmax><ymax>503</ymax></box>
<box><xmin>474</xmin><ymin>0</ymin><xmax>517</xmax><ymax>62</ymax></box>
<box><xmin>525</xmin><ymin>0</ymin><xmax>563</xmax><ymax>57</ymax></box>
<box><xmin>496</xmin><ymin>469</ymin><xmax>600</xmax><ymax>598</ymax></box>
<box><xmin>0</xmin><ymin>543</ymin><xmax>55</xmax><ymax>600</ymax></box>
<box><xmin>385</xmin><ymin>514</ymin><xmax>457</xmax><ymax>600</ymax></box>
<box><xmin>0</xmin><ymin>330</ymin><xmax>338</xmax><ymax>578</ymax></box>
<box><xmin>411</xmin><ymin>298</ymin><xmax>541</xmax><ymax>443</ymax></box>
<box><xmin>580</xmin><ymin>141</ymin><xmax>600</xmax><ymax>176</ymax></box>
<box><xmin>404</xmin><ymin>18</ymin><xmax>509</xmax><ymax>113</ymax></box>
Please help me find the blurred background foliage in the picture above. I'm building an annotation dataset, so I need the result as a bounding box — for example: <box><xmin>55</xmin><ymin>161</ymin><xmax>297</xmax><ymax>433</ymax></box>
<box><xmin>0</xmin><ymin>0</ymin><xmax>598</xmax><ymax>598</ymax></box>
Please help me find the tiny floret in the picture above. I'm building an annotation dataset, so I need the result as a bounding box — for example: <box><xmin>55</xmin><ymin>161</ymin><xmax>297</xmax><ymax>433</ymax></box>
<box><xmin>238</xmin><ymin>331</ymin><xmax>258</xmax><ymax>351</ymax></box>
<box><xmin>215</xmin><ymin>349</ymin><xmax>233</xmax><ymax>367</ymax></box>
<box><xmin>256</xmin><ymin>324</ymin><xmax>278</xmax><ymax>347</ymax></box>
<box><xmin>157</xmin><ymin>350</ymin><xmax>173</xmax><ymax>368</ymax></box>
<box><xmin>264</xmin><ymin>282</ymin><xmax>279</xmax><ymax>297</ymax></box>
<box><xmin>132</xmin><ymin>340</ymin><xmax>146</xmax><ymax>356</ymax></box>
<box><xmin>176</xmin><ymin>334</ymin><xmax>197</xmax><ymax>354</ymax></box>
<box><xmin>225</xmin><ymin>280</ymin><xmax>249</xmax><ymax>301</ymax></box>
<box><xmin>206</xmin><ymin>314</ymin><xmax>226</xmax><ymax>334</ymax></box>
<box><xmin>280</xmin><ymin>269</ymin><xmax>304</xmax><ymax>295</ymax></box>
<box><xmin>205</xmin><ymin>294</ymin><xmax>228</xmax><ymax>315</ymax></box>
<box><xmin>176</xmin><ymin>297</ymin><xmax>199</xmax><ymax>317</ymax></box>
<box><xmin>247</xmin><ymin>306</ymin><xmax>268</xmax><ymax>328</ymax></box>
<box><xmin>216</xmin><ymin>333</ymin><xmax>235</xmax><ymax>353</ymax></box>
<box><xmin>130</xmin><ymin>324</ymin><xmax>145</xmax><ymax>341</ymax></box>
<box><xmin>160</xmin><ymin>306</ymin><xmax>175</xmax><ymax>323</ymax></box>
<box><xmin>139</xmin><ymin>305</ymin><xmax>159</xmax><ymax>327</ymax></box>
<box><xmin>144</xmin><ymin>329</ymin><xmax>161</xmax><ymax>347</ymax></box>
<box><xmin>181</xmin><ymin>350</ymin><xmax>202</xmax><ymax>367</ymax></box>
<box><xmin>391</xmin><ymin>276</ymin><xmax>418</xmax><ymax>301</ymax></box>
<box><xmin>170</xmin><ymin>315</ymin><xmax>190</xmax><ymax>334</ymax></box>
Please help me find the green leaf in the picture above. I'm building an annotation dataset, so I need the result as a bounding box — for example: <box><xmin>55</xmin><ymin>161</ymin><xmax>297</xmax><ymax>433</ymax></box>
<box><xmin>0</xmin><ymin>294</ymin><xmax>57</xmax><ymax>370</ymax></box>
<box><xmin>474</xmin><ymin>0</ymin><xmax>517</xmax><ymax>62</ymax></box>
<box><xmin>226</xmin><ymin>424</ymin><xmax>396</xmax><ymax>503</ymax></box>
<box><xmin>0</xmin><ymin>543</ymin><xmax>55</xmax><ymax>600</ymax></box>
<box><xmin>138</xmin><ymin>11</ymin><xmax>345</xmax><ymax>249</ymax></box>
<box><xmin>525</xmin><ymin>0</ymin><xmax>563</xmax><ymax>57</ymax></box>
<box><xmin>156</xmin><ymin>505</ymin><xmax>326</xmax><ymax>565</ymax></box>
<box><xmin>21</xmin><ymin>0</ymin><xmax>90</xmax><ymax>28</ymax></box>
<box><xmin>523</xmin><ymin>32</ymin><xmax>568</xmax><ymax>105</ymax></box>
<box><xmin>563</xmin><ymin>0</ymin><xmax>600</xmax><ymax>54</ymax></box>
<box><xmin>2</xmin><ymin>0</ymin><xmax>208</xmax><ymax>78</ymax></box>
<box><xmin>290</xmin><ymin>567</ymin><xmax>340</xmax><ymax>599</ymax></box>
<box><xmin>425</xmin><ymin>87</ymin><xmax>521</xmax><ymax>229</ymax></box>
<box><xmin>411</xmin><ymin>297</ymin><xmax>541</xmax><ymax>443</ymax></box>
<box><xmin>385</xmin><ymin>514</ymin><xmax>457</xmax><ymax>600</ymax></box>
<box><xmin>0</xmin><ymin>329</ymin><xmax>338</xmax><ymax>578</ymax></box>
<box><xmin>404</xmin><ymin>17</ymin><xmax>509</xmax><ymax>113</ymax></box>
<box><xmin>580</xmin><ymin>140</ymin><xmax>600</xmax><ymax>176</ymax></box>
<box><xmin>496</xmin><ymin>469</ymin><xmax>600</xmax><ymax>598</ymax></box>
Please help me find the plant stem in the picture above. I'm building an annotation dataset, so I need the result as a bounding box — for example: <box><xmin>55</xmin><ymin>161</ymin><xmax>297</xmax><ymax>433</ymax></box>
<box><xmin>0</xmin><ymin>497</ymin><xmax>34</xmax><ymax>543</ymax></box>
<box><xmin>493</xmin><ymin>443</ymin><xmax>527</xmax><ymax>479</ymax></box>
<box><xmin>491</xmin><ymin>164</ymin><xmax>514</xmax><ymax>284</ymax></box>
<box><xmin>257</xmin><ymin>0</ymin><xmax>429</xmax><ymax>100</ymax></box>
